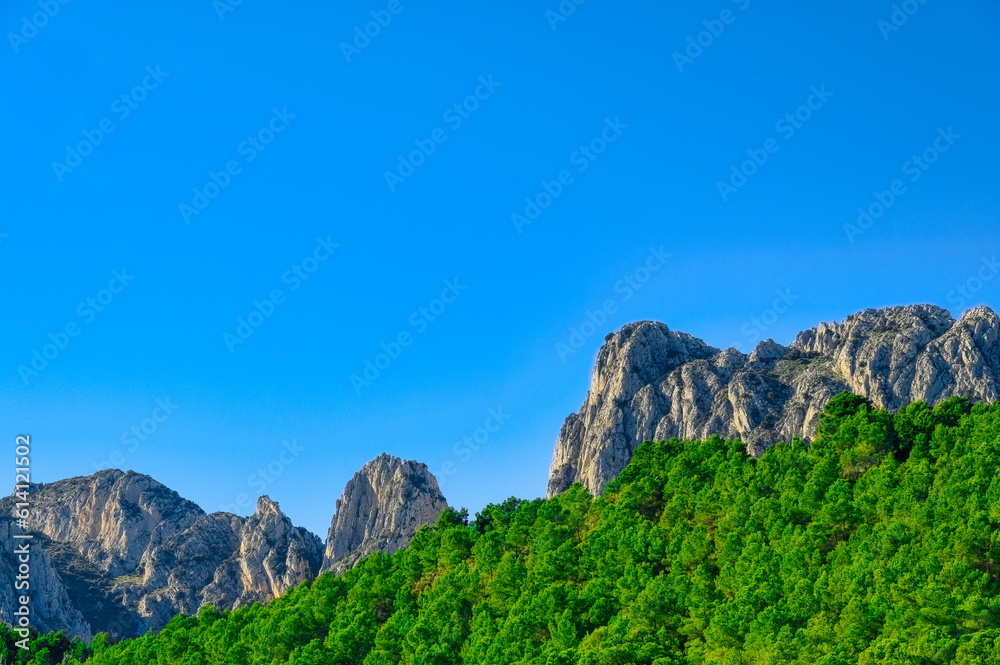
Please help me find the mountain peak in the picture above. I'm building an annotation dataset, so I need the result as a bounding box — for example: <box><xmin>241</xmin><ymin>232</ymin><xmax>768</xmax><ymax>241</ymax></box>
<box><xmin>321</xmin><ymin>454</ymin><xmax>448</xmax><ymax>573</ymax></box>
<box><xmin>255</xmin><ymin>494</ymin><xmax>281</xmax><ymax>515</ymax></box>
<box><xmin>548</xmin><ymin>303</ymin><xmax>1000</xmax><ymax>497</ymax></box>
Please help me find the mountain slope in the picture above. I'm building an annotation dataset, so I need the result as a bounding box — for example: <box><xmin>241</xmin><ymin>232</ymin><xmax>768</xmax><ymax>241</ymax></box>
<box><xmin>38</xmin><ymin>394</ymin><xmax>1000</xmax><ymax>665</ymax></box>
<box><xmin>548</xmin><ymin>304</ymin><xmax>1000</xmax><ymax>497</ymax></box>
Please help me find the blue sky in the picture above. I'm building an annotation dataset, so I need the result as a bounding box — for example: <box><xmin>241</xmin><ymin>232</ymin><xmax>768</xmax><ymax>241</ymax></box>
<box><xmin>1</xmin><ymin>0</ymin><xmax>998</xmax><ymax>536</ymax></box>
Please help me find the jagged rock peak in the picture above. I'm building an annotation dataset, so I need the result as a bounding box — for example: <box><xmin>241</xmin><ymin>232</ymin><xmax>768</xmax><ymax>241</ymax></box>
<box><xmin>749</xmin><ymin>339</ymin><xmax>789</xmax><ymax>365</ymax></box>
<box><xmin>589</xmin><ymin>321</ymin><xmax>720</xmax><ymax>404</ymax></box>
<box><xmin>255</xmin><ymin>494</ymin><xmax>282</xmax><ymax>516</ymax></box>
<box><xmin>547</xmin><ymin>304</ymin><xmax>1000</xmax><ymax>499</ymax></box>
<box><xmin>321</xmin><ymin>453</ymin><xmax>449</xmax><ymax>574</ymax></box>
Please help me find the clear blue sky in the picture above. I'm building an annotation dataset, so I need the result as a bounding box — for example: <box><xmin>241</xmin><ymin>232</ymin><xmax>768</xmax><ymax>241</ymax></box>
<box><xmin>1</xmin><ymin>0</ymin><xmax>998</xmax><ymax>537</ymax></box>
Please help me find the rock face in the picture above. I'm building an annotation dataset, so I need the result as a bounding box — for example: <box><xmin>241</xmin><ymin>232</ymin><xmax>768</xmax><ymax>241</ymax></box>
<box><xmin>547</xmin><ymin>304</ymin><xmax>1000</xmax><ymax>497</ymax></box>
<box><xmin>0</xmin><ymin>517</ymin><xmax>92</xmax><ymax>641</ymax></box>
<box><xmin>121</xmin><ymin>495</ymin><xmax>323</xmax><ymax>636</ymax></box>
<box><xmin>322</xmin><ymin>454</ymin><xmax>449</xmax><ymax>574</ymax></box>
<box><xmin>0</xmin><ymin>470</ymin><xmax>322</xmax><ymax>640</ymax></box>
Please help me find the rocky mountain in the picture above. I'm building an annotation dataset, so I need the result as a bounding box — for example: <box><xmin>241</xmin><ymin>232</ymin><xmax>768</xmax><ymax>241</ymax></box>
<box><xmin>548</xmin><ymin>304</ymin><xmax>1000</xmax><ymax>497</ymax></box>
<box><xmin>322</xmin><ymin>453</ymin><xmax>449</xmax><ymax>573</ymax></box>
<box><xmin>0</xmin><ymin>470</ymin><xmax>322</xmax><ymax>640</ymax></box>
<box><xmin>0</xmin><ymin>453</ymin><xmax>450</xmax><ymax>641</ymax></box>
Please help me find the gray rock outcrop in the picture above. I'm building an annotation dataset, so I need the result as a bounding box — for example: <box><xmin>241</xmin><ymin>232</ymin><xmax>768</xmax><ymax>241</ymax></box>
<box><xmin>547</xmin><ymin>304</ymin><xmax>1000</xmax><ymax>497</ymax></box>
<box><xmin>121</xmin><ymin>494</ymin><xmax>323</xmax><ymax>635</ymax></box>
<box><xmin>321</xmin><ymin>454</ymin><xmax>449</xmax><ymax>573</ymax></box>
<box><xmin>0</xmin><ymin>470</ymin><xmax>322</xmax><ymax>640</ymax></box>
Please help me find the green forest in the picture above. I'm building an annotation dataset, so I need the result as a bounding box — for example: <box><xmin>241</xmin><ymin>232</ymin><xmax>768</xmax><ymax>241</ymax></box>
<box><xmin>7</xmin><ymin>393</ymin><xmax>1000</xmax><ymax>664</ymax></box>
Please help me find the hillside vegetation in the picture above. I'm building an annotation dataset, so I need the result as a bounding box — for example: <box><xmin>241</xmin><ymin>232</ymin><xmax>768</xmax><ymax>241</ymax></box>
<box><xmin>7</xmin><ymin>393</ymin><xmax>1000</xmax><ymax>664</ymax></box>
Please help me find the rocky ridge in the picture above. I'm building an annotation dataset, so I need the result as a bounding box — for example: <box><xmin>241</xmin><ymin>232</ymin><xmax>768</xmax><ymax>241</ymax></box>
<box><xmin>547</xmin><ymin>304</ymin><xmax>1000</xmax><ymax>497</ymax></box>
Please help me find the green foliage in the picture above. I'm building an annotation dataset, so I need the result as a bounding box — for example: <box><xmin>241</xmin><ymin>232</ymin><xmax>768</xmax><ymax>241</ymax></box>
<box><xmin>10</xmin><ymin>394</ymin><xmax>1000</xmax><ymax>663</ymax></box>
<box><xmin>0</xmin><ymin>626</ymin><xmax>91</xmax><ymax>665</ymax></box>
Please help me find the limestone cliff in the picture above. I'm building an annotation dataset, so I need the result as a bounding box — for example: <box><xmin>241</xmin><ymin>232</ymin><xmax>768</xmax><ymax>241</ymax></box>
<box><xmin>321</xmin><ymin>454</ymin><xmax>449</xmax><ymax>573</ymax></box>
